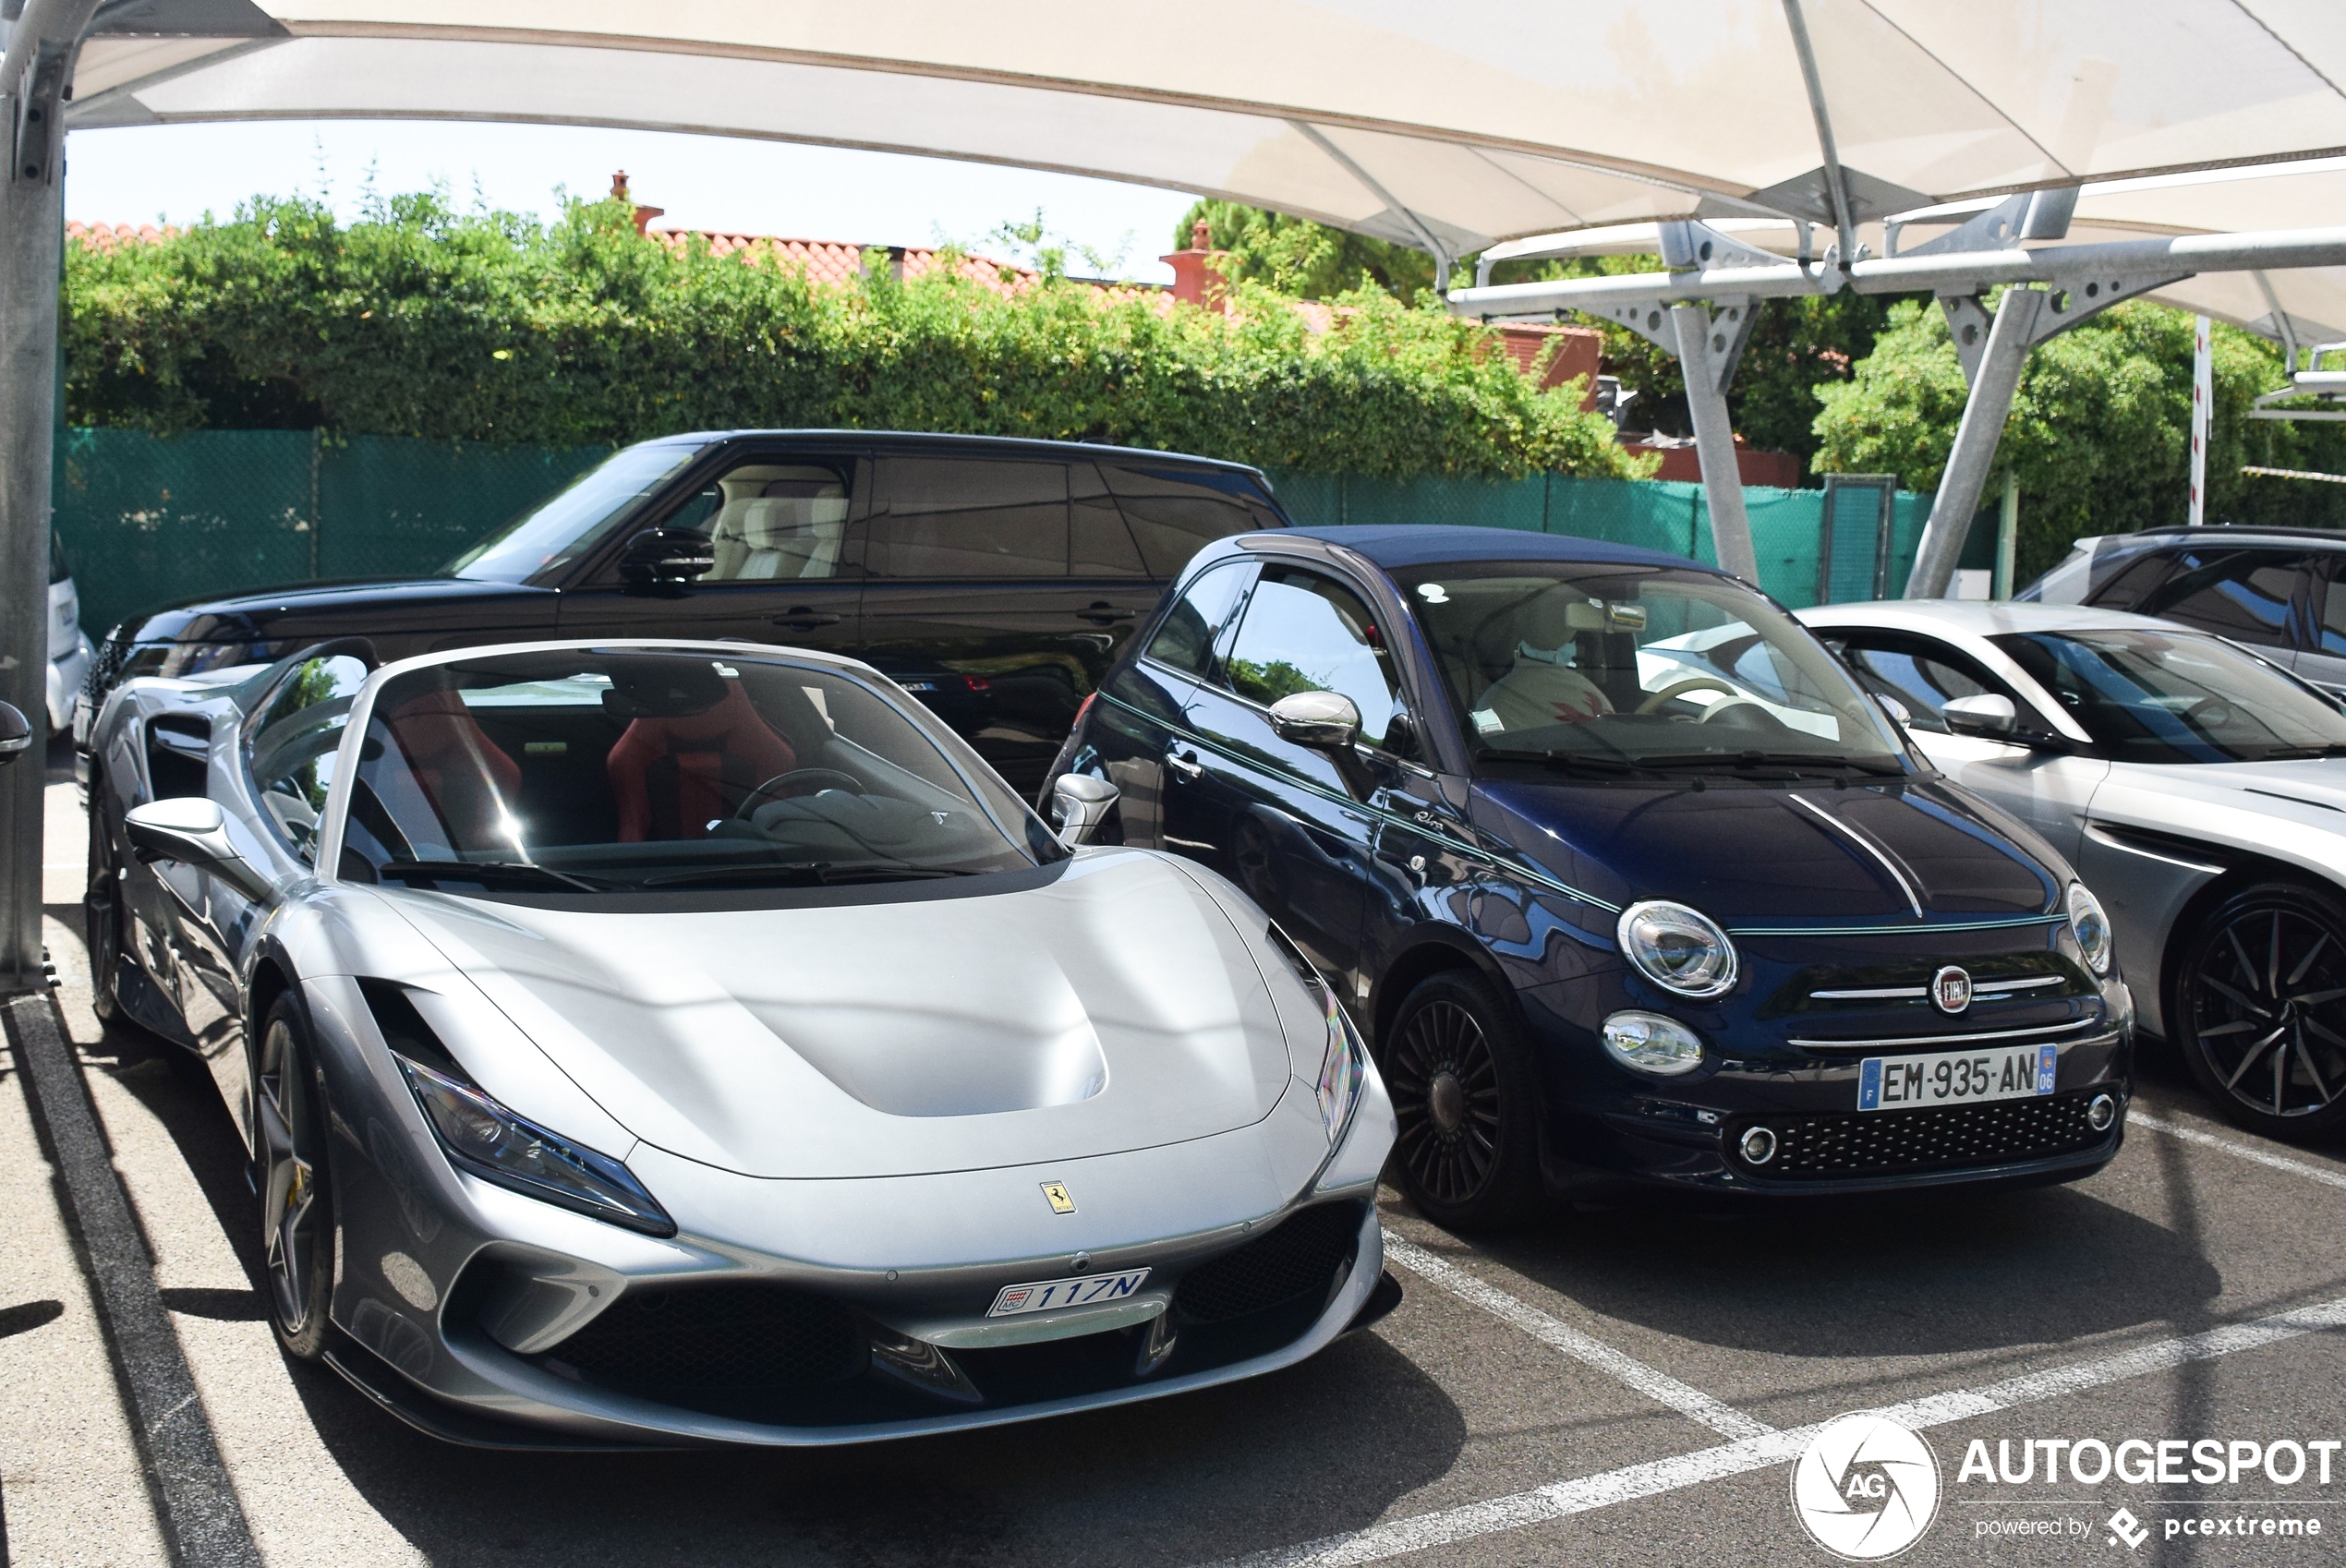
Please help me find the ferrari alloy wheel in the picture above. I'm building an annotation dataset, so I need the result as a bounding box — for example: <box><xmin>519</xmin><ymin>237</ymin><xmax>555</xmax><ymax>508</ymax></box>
<box><xmin>256</xmin><ymin>994</ymin><xmax>333</xmax><ymax>1359</ymax></box>
<box><xmin>1384</xmin><ymin>971</ymin><xmax>1539</xmax><ymax>1230</ymax></box>
<box><xmin>84</xmin><ymin>793</ymin><xmax>129</xmax><ymax>1024</ymax></box>
<box><xmin>2177</xmin><ymin>882</ymin><xmax>2346</xmax><ymax>1140</ymax></box>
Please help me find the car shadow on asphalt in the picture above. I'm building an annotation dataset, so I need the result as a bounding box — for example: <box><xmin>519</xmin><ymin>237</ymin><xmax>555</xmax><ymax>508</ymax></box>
<box><xmin>58</xmin><ymin>927</ymin><xmax>1469</xmax><ymax>1565</ymax></box>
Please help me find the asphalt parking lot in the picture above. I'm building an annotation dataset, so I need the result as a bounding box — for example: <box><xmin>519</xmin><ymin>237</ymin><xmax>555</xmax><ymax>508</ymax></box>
<box><xmin>7</xmin><ymin>742</ymin><xmax>2346</xmax><ymax>1568</ymax></box>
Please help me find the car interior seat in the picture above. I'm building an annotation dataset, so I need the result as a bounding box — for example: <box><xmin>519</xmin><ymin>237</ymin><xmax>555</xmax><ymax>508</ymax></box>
<box><xmin>604</xmin><ymin>661</ymin><xmax>801</xmax><ymax>841</ymax></box>
<box><xmin>1476</xmin><ymin>591</ymin><xmax>1622</xmax><ymax>729</ymax></box>
<box><xmin>707</xmin><ymin>467</ymin><xmax>850</xmax><ymax>581</ymax></box>
<box><xmin>381</xmin><ymin>689</ymin><xmax>524</xmax><ymax>845</ymax></box>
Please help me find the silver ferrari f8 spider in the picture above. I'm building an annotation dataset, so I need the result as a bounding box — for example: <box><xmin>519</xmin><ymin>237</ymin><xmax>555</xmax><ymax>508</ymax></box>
<box><xmin>83</xmin><ymin>638</ymin><xmax>1397</xmax><ymax>1446</ymax></box>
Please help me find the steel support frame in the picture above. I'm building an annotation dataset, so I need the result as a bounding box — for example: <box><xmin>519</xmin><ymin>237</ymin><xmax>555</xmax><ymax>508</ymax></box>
<box><xmin>0</xmin><ymin>0</ymin><xmax>97</xmax><ymax>993</ymax></box>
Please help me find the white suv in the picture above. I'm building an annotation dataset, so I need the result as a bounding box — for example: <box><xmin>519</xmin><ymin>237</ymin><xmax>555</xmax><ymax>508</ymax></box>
<box><xmin>46</xmin><ymin>530</ymin><xmax>91</xmax><ymax>736</ymax></box>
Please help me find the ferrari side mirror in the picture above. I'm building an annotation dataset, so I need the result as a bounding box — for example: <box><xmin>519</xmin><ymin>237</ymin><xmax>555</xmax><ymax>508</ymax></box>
<box><xmin>1050</xmin><ymin>773</ymin><xmax>1119</xmax><ymax>847</ymax></box>
<box><xmin>125</xmin><ymin>797</ymin><xmax>274</xmax><ymax>900</ymax></box>
<box><xmin>0</xmin><ymin>700</ymin><xmax>29</xmax><ymax>765</ymax></box>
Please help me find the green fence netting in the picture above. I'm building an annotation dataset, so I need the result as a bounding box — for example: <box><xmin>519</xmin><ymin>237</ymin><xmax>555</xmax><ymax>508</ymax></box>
<box><xmin>54</xmin><ymin>428</ymin><xmax>610</xmax><ymax>636</ymax></box>
<box><xmin>54</xmin><ymin>429</ymin><xmax>1929</xmax><ymax>638</ymax></box>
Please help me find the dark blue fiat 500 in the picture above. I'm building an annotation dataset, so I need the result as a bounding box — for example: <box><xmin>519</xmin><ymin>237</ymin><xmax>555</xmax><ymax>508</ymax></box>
<box><xmin>1044</xmin><ymin>526</ymin><xmax>2134</xmax><ymax>1228</ymax></box>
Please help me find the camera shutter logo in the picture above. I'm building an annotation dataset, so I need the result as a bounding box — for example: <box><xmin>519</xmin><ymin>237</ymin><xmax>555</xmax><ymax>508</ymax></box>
<box><xmin>1790</xmin><ymin>1413</ymin><xmax>1941</xmax><ymax>1560</ymax></box>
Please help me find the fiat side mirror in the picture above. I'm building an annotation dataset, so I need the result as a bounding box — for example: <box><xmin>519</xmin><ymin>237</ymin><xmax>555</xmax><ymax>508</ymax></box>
<box><xmin>1941</xmin><ymin>693</ymin><xmax>2018</xmax><ymax>739</ymax></box>
<box><xmin>1268</xmin><ymin>690</ymin><xmax>1362</xmax><ymax>752</ymax></box>
<box><xmin>1050</xmin><ymin>773</ymin><xmax>1119</xmax><ymax>846</ymax></box>
<box><xmin>619</xmin><ymin>528</ymin><xmax>717</xmax><ymax>584</ymax></box>
<box><xmin>0</xmin><ymin>700</ymin><xmax>29</xmax><ymax>765</ymax></box>
<box><xmin>124</xmin><ymin>797</ymin><xmax>274</xmax><ymax>900</ymax></box>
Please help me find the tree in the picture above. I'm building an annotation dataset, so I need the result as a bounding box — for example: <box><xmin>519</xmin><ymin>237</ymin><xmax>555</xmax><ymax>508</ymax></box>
<box><xmin>1175</xmin><ymin>199</ymin><xmax>1438</xmax><ymax>300</ymax></box>
<box><xmin>1812</xmin><ymin>296</ymin><xmax>2346</xmax><ymax>582</ymax></box>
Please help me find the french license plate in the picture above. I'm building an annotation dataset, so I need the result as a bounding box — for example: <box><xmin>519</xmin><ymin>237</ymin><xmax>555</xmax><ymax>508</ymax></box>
<box><xmin>986</xmin><ymin>1268</ymin><xmax>1152</xmax><ymax>1318</ymax></box>
<box><xmin>1858</xmin><ymin>1043</ymin><xmax>2058</xmax><ymax>1112</ymax></box>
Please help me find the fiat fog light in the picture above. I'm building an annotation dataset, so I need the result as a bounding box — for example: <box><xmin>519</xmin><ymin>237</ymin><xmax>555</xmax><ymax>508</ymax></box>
<box><xmin>1601</xmin><ymin>1010</ymin><xmax>1705</xmax><ymax>1076</ymax></box>
<box><xmin>2086</xmin><ymin>1092</ymin><xmax>2120</xmax><ymax>1132</ymax></box>
<box><xmin>1315</xmin><ymin>986</ymin><xmax>1368</xmax><ymax>1141</ymax></box>
<box><xmin>395</xmin><ymin>1055</ymin><xmax>675</xmax><ymax>1236</ymax></box>
<box><xmin>1615</xmin><ymin>900</ymin><xmax>1739</xmax><ymax>997</ymax></box>
<box><xmin>2067</xmin><ymin>882</ymin><xmax>2115</xmax><ymax>976</ymax></box>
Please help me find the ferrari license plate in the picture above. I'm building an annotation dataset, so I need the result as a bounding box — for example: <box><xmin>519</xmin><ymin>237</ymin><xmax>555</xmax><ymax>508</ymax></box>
<box><xmin>1857</xmin><ymin>1043</ymin><xmax>2057</xmax><ymax>1112</ymax></box>
<box><xmin>986</xmin><ymin>1268</ymin><xmax>1152</xmax><ymax>1318</ymax></box>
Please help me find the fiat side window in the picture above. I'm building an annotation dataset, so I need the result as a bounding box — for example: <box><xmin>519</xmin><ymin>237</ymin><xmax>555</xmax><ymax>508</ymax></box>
<box><xmin>1220</xmin><ymin>568</ymin><xmax>1402</xmax><ymax>746</ymax></box>
<box><xmin>1144</xmin><ymin>561</ymin><xmax>1256</xmax><ymax>675</ymax></box>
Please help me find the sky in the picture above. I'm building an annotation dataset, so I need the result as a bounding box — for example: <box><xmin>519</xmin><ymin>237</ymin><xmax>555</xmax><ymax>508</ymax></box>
<box><xmin>62</xmin><ymin>119</ymin><xmax>1203</xmax><ymax>283</ymax></box>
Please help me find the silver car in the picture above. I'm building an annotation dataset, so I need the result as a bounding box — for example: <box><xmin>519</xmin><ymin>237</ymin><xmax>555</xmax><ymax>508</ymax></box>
<box><xmin>82</xmin><ymin>637</ymin><xmax>1397</xmax><ymax>1446</ymax></box>
<box><xmin>1799</xmin><ymin>599</ymin><xmax>2346</xmax><ymax>1140</ymax></box>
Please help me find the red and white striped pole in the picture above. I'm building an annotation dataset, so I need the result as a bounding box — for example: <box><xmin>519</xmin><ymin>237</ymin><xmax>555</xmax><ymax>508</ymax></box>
<box><xmin>2189</xmin><ymin>314</ymin><xmax>2211</xmax><ymax>526</ymax></box>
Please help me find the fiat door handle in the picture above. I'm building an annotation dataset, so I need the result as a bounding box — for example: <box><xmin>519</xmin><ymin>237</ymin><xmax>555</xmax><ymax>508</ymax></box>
<box><xmin>1075</xmin><ymin>603</ymin><xmax>1135</xmax><ymax>625</ymax></box>
<box><xmin>770</xmin><ymin>609</ymin><xmax>842</xmax><ymax>629</ymax></box>
<box><xmin>1167</xmin><ymin>752</ymin><xmax>1203</xmax><ymax>781</ymax></box>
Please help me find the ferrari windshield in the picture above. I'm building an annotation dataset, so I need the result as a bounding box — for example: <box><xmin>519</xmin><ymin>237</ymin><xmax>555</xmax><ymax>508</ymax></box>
<box><xmin>1991</xmin><ymin>628</ymin><xmax>2346</xmax><ymax>764</ymax></box>
<box><xmin>444</xmin><ymin>441</ymin><xmax>700</xmax><ymax>583</ymax></box>
<box><xmin>1397</xmin><ymin>561</ymin><xmax>1905</xmax><ymax>771</ymax></box>
<box><xmin>340</xmin><ymin>649</ymin><xmax>1062</xmax><ymax>892</ymax></box>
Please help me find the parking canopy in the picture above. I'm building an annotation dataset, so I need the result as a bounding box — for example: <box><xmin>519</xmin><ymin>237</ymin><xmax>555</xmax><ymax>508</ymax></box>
<box><xmin>67</xmin><ymin>2</ymin><xmax>2346</xmax><ymax>261</ymax></box>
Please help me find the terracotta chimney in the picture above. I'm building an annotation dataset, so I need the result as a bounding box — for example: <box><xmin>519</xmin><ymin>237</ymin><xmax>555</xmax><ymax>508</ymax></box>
<box><xmin>611</xmin><ymin>170</ymin><xmax>664</xmax><ymax>237</ymax></box>
<box><xmin>1161</xmin><ymin>218</ymin><xmax>1228</xmax><ymax>311</ymax></box>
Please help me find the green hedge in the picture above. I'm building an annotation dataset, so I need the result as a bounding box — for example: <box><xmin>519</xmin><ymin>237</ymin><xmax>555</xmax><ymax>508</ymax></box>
<box><xmin>64</xmin><ymin>191</ymin><xmax>1644</xmax><ymax>486</ymax></box>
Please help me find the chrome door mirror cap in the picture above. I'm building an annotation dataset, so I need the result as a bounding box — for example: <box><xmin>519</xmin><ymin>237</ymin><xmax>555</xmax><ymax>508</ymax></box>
<box><xmin>125</xmin><ymin>797</ymin><xmax>274</xmax><ymax>899</ymax></box>
<box><xmin>1941</xmin><ymin>692</ymin><xmax>2018</xmax><ymax>738</ymax></box>
<box><xmin>1051</xmin><ymin>772</ymin><xmax>1120</xmax><ymax>846</ymax></box>
<box><xmin>0</xmin><ymin>699</ymin><xmax>30</xmax><ymax>764</ymax></box>
<box><xmin>1268</xmin><ymin>690</ymin><xmax>1362</xmax><ymax>752</ymax></box>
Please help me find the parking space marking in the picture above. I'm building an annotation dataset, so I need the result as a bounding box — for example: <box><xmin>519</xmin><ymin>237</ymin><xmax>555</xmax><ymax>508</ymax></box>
<box><xmin>1210</xmin><ymin>1289</ymin><xmax>2346</xmax><ymax>1568</ymax></box>
<box><xmin>1380</xmin><ymin>1234</ymin><xmax>1772</xmax><ymax>1441</ymax></box>
<box><xmin>2130</xmin><ymin>1110</ymin><xmax>2346</xmax><ymax>1193</ymax></box>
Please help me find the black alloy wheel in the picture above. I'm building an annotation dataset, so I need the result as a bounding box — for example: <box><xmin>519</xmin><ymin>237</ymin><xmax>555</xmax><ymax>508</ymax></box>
<box><xmin>1383</xmin><ymin>971</ymin><xmax>1541</xmax><ymax>1230</ymax></box>
<box><xmin>256</xmin><ymin>993</ymin><xmax>334</xmax><ymax>1360</ymax></box>
<box><xmin>84</xmin><ymin>791</ymin><xmax>127</xmax><ymax>1024</ymax></box>
<box><xmin>2176</xmin><ymin>881</ymin><xmax>2346</xmax><ymax>1140</ymax></box>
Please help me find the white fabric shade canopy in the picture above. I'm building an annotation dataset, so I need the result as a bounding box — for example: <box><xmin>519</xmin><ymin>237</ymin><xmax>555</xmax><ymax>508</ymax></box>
<box><xmin>64</xmin><ymin>1</ymin><xmax>2346</xmax><ymax>262</ymax></box>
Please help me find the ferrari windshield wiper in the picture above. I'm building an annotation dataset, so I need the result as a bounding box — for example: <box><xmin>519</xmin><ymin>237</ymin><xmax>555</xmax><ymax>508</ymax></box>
<box><xmin>376</xmin><ymin>860</ymin><xmax>615</xmax><ymax>893</ymax></box>
<box><xmin>636</xmin><ymin>862</ymin><xmax>980</xmax><ymax>888</ymax></box>
<box><xmin>2255</xmin><ymin>742</ymin><xmax>2346</xmax><ymax>761</ymax></box>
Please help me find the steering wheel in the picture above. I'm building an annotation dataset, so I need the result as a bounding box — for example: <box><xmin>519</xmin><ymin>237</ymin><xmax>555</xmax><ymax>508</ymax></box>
<box><xmin>1635</xmin><ymin>675</ymin><xmax>1744</xmax><ymax>715</ymax></box>
<box><xmin>731</xmin><ymin>768</ymin><xmax>865</xmax><ymax>822</ymax></box>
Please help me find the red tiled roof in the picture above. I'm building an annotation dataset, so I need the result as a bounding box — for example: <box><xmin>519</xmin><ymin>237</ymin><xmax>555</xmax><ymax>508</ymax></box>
<box><xmin>648</xmin><ymin>228</ymin><xmax>1174</xmax><ymax>309</ymax></box>
<box><xmin>67</xmin><ymin>221</ymin><xmax>182</xmax><ymax>248</ymax></box>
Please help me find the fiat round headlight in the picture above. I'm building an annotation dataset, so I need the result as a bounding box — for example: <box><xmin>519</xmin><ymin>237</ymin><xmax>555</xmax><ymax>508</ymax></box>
<box><xmin>1615</xmin><ymin>899</ymin><xmax>1739</xmax><ymax>998</ymax></box>
<box><xmin>1601</xmin><ymin>1011</ymin><xmax>1705</xmax><ymax>1076</ymax></box>
<box><xmin>2067</xmin><ymin>882</ymin><xmax>2114</xmax><ymax>976</ymax></box>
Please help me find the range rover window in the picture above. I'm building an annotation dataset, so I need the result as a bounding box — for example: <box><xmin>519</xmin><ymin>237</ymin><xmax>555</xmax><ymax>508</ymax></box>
<box><xmin>869</xmin><ymin>457</ymin><xmax>1068</xmax><ymax>577</ymax></box>
<box><xmin>650</xmin><ymin>461</ymin><xmax>856</xmax><ymax>582</ymax></box>
<box><xmin>446</xmin><ymin>441</ymin><xmax>700</xmax><ymax>582</ymax></box>
<box><xmin>1101</xmin><ymin>462</ymin><xmax>1278</xmax><ymax>578</ymax></box>
<box><xmin>246</xmin><ymin>654</ymin><xmax>370</xmax><ymax>864</ymax></box>
<box><xmin>2126</xmin><ymin>549</ymin><xmax>2307</xmax><ymax>651</ymax></box>
<box><xmin>1219</xmin><ymin>567</ymin><xmax>1403</xmax><ymax>746</ymax></box>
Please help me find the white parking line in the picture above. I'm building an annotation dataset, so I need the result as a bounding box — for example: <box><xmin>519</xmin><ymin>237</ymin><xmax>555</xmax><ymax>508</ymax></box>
<box><xmin>1205</xmin><ymin>1290</ymin><xmax>2346</xmax><ymax>1568</ymax></box>
<box><xmin>1381</xmin><ymin>1234</ymin><xmax>1772</xmax><ymax>1441</ymax></box>
<box><xmin>2130</xmin><ymin>1109</ymin><xmax>2346</xmax><ymax>1192</ymax></box>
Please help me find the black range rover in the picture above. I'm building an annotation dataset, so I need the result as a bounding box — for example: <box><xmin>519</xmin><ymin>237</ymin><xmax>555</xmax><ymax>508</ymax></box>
<box><xmin>82</xmin><ymin>430</ymin><xmax>1289</xmax><ymax>793</ymax></box>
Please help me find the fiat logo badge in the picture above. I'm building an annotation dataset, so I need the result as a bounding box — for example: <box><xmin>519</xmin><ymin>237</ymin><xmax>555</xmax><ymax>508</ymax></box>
<box><xmin>1931</xmin><ymin>965</ymin><xmax>1973</xmax><ymax>1015</ymax></box>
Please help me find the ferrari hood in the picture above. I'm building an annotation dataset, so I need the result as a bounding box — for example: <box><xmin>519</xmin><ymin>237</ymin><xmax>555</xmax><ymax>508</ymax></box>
<box><xmin>1472</xmin><ymin>776</ymin><xmax>2059</xmax><ymax>923</ymax></box>
<box><xmin>380</xmin><ymin>852</ymin><xmax>1301</xmax><ymax>1179</ymax></box>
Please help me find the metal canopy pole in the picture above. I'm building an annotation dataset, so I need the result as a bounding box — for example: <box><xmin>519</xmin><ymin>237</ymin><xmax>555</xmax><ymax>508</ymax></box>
<box><xmin>1670</xmin><ymin>301</ymin><xmax>1763</xmax><ymax>581</ymax></box>
<box><xmin>1905</xmin><ymin>288</ymin><xmax>2042</xmax><ymax>598</ymax></box>
<box><xmin>0</xmin><ymin>0</ymin><xmax>97</xmax><ymax>992</ymax></box>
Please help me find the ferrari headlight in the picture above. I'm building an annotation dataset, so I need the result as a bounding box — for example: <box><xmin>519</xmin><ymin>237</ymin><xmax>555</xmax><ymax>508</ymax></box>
<box><xmin>1616</xmin><ymin>899</ymin><xmax>1739</xmax><ymax>998</ymax></box>
<box><xmin>395</xmin><ymin>1055</ymin><xmax>675</xmax><ymax>1236</ymax></box>
<box><xmin>1601</xmin><ymin>1011</ymin><xmax>1705</xmax><ymax>1077</ymax></box>
<box><xmin>2067</xmin><ymin>882</ymin><xmax>2114</xmax><ymax>976</ymax></box>
<box><xmin>1315</xmin><ymin>985</ymin><xmax>1367</xmax><ymax>1143</ymax></box>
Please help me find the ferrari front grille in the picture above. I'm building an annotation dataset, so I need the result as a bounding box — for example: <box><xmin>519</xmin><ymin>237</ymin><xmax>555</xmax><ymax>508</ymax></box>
<box><xmin>1173</xmin><ymin>1201</ymin><xmax>1361</xmax><ymax>1324</ymax></box>
<box><xmin>541</xmin><ymin>1284</ymin><xmax>869</xmax><ymax>1397</ymax></box>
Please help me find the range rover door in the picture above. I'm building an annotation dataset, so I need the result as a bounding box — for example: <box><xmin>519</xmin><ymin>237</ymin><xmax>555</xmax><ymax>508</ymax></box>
<box><xmin>555</xmin><ymin>449</ymin><xmax>868</xmax><ymax>656</ymax></box>
<box><xmin>857</xmin><ymin>453</ymin><xmax>1159</xmax><ymax>796</ymax></box>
